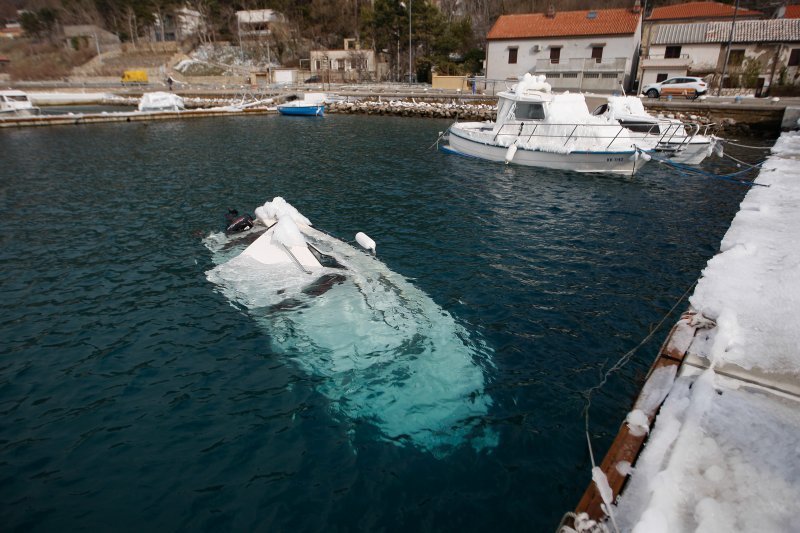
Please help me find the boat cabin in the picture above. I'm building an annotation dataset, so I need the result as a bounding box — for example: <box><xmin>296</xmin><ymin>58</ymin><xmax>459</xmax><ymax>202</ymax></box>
<box><xmin>0</xmin><ymin>90</ymin><xmax>40</xmax><ymax>116</ymax></box>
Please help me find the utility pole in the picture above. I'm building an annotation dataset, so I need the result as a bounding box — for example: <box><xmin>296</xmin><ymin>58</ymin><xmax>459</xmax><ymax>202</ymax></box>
<box><xmin>718</xmin><ymin>0</ymin><xmax>740</xmax><ymax>96</ymax></box>
<box><xmin>408</xmin><ymin>0</ymin><xmax>412</xmax><ymax>82</ymax></box>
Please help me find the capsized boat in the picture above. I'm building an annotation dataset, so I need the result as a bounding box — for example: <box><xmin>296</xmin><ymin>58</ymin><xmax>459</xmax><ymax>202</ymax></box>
<box><xmin>204</xmin><ymin>197</ymin><xmax>496</xmax><ymax>455</ymax></box>
<box><xmin>138</xmin><ymin>91</ymin><xmax>185</xmax><ymax>112</ymax></box>
<box><xmin>593</xmin><ymin>96</ymin><xmax>717</xmax><ymax>165</ymax></box>
<box><xmin>439</xmin><ymin>74</ymin><xmax>659</xmax><ymax>175</ymax></box>
<box><xmin>277</xmin><ymin>92</ymin><xmax>326</xmax><ymax>116</ymax></box>
<box><xmin>0</xmin><ymin>90</ymin><xmax>41</xmax><ymax>118</ymax></box>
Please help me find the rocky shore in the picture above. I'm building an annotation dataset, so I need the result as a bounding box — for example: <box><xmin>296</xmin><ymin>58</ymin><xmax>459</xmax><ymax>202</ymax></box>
<box><xmin>327</xmin><ymin>99</ymin><xmax>496</xmax><ymax>121</ymax></box>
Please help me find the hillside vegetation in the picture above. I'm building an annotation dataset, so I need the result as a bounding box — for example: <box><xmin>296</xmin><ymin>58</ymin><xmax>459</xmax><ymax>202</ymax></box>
<box><xmin>0</xmin><ymin>0</ymin><xmax>768</xmax><ymax>81</ymax></box>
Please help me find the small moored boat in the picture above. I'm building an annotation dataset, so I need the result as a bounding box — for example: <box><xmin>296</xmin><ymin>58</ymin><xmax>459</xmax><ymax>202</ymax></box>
<box><xmin>138</xmin><ymin>91</ymin><xmax>185</xmax><ymax>112</ymax></box>
<box><xmin>439</xmin><ymin>74</ymin><xmax>659</xmax><ymax>175</ymax></box>
<box><xmin>277</xmin><ymin>93</ymin><xmax>326</xmax><ymax>116</ymax></box>
<box><xmin>0</xmin><ymin>90</ymin><xmax>41</xmax><ymax>118</ymax></box>
<box><xmin>593</xmin><ymin>96</ymin><xmax>716</xmax><ymax>165</ymax></box>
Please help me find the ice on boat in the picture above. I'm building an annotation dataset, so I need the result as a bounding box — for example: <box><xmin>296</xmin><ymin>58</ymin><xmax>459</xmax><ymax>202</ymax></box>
<box><xmin>138</xmin><ymin>91</ymin><xmax>185</xmax><ymax>112</ymax></box>
<box><xmin>440</xmin><ymin>73</ymin><xmax>658</xmax><ymax>174</ymax></box>
<box><xmin>204</xmin><ymin>198</ymin><xmax>496</xmax><ymax>455</ymax></box>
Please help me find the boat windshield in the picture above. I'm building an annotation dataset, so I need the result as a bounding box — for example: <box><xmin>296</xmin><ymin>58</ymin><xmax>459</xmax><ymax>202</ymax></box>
<box><xmin>515</xmin><ymin>102</ymin><xmax>545</xmax><ymax>121</ymax></box>
<box><xmin>6</xmin><ymin>95</ymin><xmax>29</xmax><ymax>102</ymax></box>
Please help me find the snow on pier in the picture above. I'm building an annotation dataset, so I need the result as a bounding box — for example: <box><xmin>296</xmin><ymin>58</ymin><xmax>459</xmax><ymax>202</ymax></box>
<box><xmin>569</xmin><ymin>132</ymin><xmax>800</xmax><ymax>532</ymax></box>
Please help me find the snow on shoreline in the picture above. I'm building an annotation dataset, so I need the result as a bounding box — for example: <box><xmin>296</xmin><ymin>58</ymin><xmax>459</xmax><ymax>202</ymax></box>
<box><xmin>27</xmin><ymin>92</ymin><xmax>121</xmax><ymax>105</ymax></box>
<box><xmin>609</xmin><ymin>131</ymin><xmax>800</xmax><ymax>532</ymax></box>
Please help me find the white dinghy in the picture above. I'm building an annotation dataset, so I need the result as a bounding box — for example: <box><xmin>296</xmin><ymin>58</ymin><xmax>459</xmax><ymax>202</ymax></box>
<box><xmin>0</xmin><ymin>90</ymin><xmax>41</xmax><ymax>118</ymax></box>
<box><xmin>138</xmin><ymin>91</ymin><xmax>185</xmax><ymax>112</ymax></box>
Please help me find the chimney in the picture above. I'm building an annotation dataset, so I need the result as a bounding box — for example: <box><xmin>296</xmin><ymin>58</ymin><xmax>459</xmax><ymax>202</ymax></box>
<box><xmin>632</xmin><ymin>0</ymin><xmax>641</xmax><ymax>14</ymax></box>
<box><xmin>546</xmin><ymin>2</ymin><xmax>555</xmax><ymax>18</ymax></box>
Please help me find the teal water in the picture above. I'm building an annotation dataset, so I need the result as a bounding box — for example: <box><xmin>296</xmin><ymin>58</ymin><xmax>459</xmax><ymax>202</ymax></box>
<box><xmin>1</xmin><ymin>115</ymin><xmax>760</xmax><ymax>531</ymax></box>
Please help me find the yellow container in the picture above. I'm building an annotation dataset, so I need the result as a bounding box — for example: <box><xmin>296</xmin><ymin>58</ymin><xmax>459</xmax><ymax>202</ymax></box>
<box><xmin>121</xmin><ymin>70</ymin><xmax>148</xmax><ymax>85</ymax></box>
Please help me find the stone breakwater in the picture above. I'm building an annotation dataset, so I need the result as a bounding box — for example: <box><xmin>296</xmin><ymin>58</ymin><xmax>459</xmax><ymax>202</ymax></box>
<box><xmin>327</xmin><ymin>99</ymin><xmax>496</xmax><ymax>121</ymax></box>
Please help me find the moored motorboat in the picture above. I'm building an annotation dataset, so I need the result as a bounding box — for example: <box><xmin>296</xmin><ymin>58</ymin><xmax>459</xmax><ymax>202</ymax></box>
<box><xmin>593</xmin><ymin>96</ymin><xmax>716</xmax><ymax>165</ymax></box>
<box><xmin>0</xmin><ymin>90</ymin><xmax>41</xmax><ymax>118</ymax></box>
<box><xmin>277</xmin><ymin>92</ymin><xmax>326</xmax><ymax>116</ymax></box>
<box><xmin>439</xmin><ymin>74</ymin><xmax>658</xmax><ymax>175</ymax></box>
<box><xmin>276</xmin><ymin>100</ymin><xmax>325</xmax><ymax>116</ymax></box>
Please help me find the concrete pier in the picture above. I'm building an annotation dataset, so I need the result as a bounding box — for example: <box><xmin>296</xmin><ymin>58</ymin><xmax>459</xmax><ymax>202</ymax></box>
<box><xmin>0</xmin><ymin>107</ymin><xmax>275</xmax><ymax>129</ymax></box>
<box><xmin>567</xmin><ymin>132</ymin><xmax>800</xmax><ymax>532</ymax></box>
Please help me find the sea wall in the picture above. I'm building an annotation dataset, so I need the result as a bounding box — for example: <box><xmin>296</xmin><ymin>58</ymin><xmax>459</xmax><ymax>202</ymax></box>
<box><xmin>327</xmin><ymin>99</ymin><xmax>495</xmax><ymax>121</ymax></box>
<box><xmin>325</xmin><ymin>97</ymin><xmax>781</xmax><ymax>133</ymax></box>
<box><xmin>643</xmin><ymin>100</ymin><xmax>783</xmax><ymax>134</ymax></box>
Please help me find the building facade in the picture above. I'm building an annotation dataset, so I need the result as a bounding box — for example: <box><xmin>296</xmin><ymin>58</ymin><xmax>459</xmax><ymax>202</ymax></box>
<box><xmin>485</xmin><ymin>5</ymin><xmax>642</xmax><ymax>93</ymax></box>
<box><xmin>638</xmin><ymin>1</ymin><xmax>763</xmax><ymax>90</ymax></box>
<box><xmin>309</xmin><ymin>39</ymin><xmax>385</xmax><ymax>83</ymax></box>
<box><xmin>645</xmin><ymin>19</ymin><xmax>800</xmax><ymax>95</ymax></box>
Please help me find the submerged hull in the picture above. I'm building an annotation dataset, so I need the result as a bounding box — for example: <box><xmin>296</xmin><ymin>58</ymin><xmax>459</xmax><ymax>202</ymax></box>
<box><xmin>445</xmin><ymin>126</ymin><xmax>648</xmax><ymax>175</ymax></box>
<box><xmin>204</xmin><ymin>199</ymin><xmax>495</xmax><ymax>455</ymax></box>
<box><xmin>277</xmin><ymin>104</ymin><xmax>325</xmax><ymax>116</ymax></box>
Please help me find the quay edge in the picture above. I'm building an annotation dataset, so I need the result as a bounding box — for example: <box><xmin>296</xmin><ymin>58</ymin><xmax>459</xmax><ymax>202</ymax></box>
<box><xmin>564</xmin><ymin>131</ymin><xmax>800</xmax><ymax>532</ymax></box>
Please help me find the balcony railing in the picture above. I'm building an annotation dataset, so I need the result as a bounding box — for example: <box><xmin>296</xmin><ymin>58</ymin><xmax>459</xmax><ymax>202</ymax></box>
<box><xmin>641</xmin><ymin>54</ymin><xmax>692</xmax><ymax>68</ymax></box>
<box><xmin>534</xmin><ymin>57</ymin><xmax>627</xmax><ymax>72</ymax></box>
<box><xmin>644</xmin><ymin>53</ymin><xmax>690</xmax><ymax>60</ymax></box>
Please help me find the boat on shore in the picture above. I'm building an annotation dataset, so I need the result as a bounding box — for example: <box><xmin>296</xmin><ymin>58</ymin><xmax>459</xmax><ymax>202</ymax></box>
<box><xmin>0</xmin><ymin>90</ymin><xmax>41</xmax><ymax>118</ymax></box>
<box><xmin>138</xmin><ymin>91</ymin><xmax>184</xmax><ymax>112</ymax></box>
<box><xmin>439</xmin><ymin>74</ymin><xmax>659</xmax><ymax>175</ymax></box>
<box><xmin>277</xmin><ymin>93</ymin><xmax>326</xmax><ymax>116</ymax></box>
<box><xmin>593</xmin><ymin>96</ymin><xmax>716</xmax><ymax>165</ymax></box>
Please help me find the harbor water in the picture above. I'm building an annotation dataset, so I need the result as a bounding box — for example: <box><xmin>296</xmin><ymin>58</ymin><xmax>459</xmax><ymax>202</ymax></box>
<box><xmin>0</xmin><ymin>114</ymin><xmax>762</xmax><ymax>531</ymax></box>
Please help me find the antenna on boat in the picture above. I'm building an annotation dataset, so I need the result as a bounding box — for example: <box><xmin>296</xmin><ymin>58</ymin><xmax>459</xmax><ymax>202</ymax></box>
<box><xmin>619</xmin><ymin>83</ymin><xmax>626</xmax><ymax>97</ymax></box>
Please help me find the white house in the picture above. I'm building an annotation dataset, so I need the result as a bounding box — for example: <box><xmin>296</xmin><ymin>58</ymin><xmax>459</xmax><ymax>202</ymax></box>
<box><xmin>646</xmin><ymin>19</ymin><xmax>800</xmax><ymax>95</ymax></box>
<box><xmin>236</xmin><ymin>9</ymin><xmax>285</xmax><ymax>39</ymax></box>
<box><xmin>485</xmin><ymin>4</ymin><xmax>642</xmax><ymax>93</ymax></box>
<box><xmin>638</xmin><ymin>1</ymin><xmax>763</xmax><ymax>90</ymax></box>
<box><xmin>309</xmin><ymin>39</ymin><xmax>384</xmax><ymax>83</ymax></box>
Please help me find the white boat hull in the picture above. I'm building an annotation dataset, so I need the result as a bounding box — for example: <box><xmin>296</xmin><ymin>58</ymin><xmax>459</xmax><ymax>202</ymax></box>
<box><xmin>657</xmin><ymin>140</ymin><xmax>712</xmax><ymax>165</ymax></box>
<box><xmin>445</xmin><ymin>127</ymin><xmax>648</xmax><ymax>175</ymax></box>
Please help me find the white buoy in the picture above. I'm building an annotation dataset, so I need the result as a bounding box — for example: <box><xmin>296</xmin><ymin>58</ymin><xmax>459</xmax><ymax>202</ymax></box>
<box><xmin>504</xmin><ymin>143</ymin><xmax>518</xmax><ymax>164</ymax></box>
<box><xmin>355</xmin><ymin>232</ymin><xmax>376</xmax><ymax>254</ymax></box>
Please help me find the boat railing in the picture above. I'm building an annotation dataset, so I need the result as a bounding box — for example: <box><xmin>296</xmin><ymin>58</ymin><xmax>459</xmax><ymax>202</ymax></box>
<box><xmin>492</xmin><ymin>121</ymin><xmax>663</xmax><ymax>150</ymax></box>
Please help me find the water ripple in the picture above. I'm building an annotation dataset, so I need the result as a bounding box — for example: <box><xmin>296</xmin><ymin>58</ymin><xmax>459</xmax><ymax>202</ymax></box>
<box><xmin>0</xmin><ymin>115</ymin><xmax>761</xmax><ymax>531</ymax></box>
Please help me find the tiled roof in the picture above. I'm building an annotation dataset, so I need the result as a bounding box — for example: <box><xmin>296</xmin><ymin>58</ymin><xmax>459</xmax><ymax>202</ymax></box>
<box><xmin>648</xmin><ymin>1</ymin><xmax>762</xmax><ymax>21</ymax></box>
<box><xmin>487</xmin><ymin>9</ymin><xmax>640</xmax><ymax>40</ymax></box>
<box><xmin>785</xmin><ymin>5</ymin><xmax>800</xmax><ymax>19</ymax></box>
<box><xmin>653</xmin><ymin>19</ymin><xmax>800</xmax><ymax>44</ymax></box>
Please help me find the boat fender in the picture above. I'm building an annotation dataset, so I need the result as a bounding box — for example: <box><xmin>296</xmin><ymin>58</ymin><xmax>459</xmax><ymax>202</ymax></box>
<box><xmin>355</xmin><ymin>232</ymin><xmax>376</xmax><ymax>254</ymax></box>
<box><xmin>504</xmin><ymin>143</ymin><xmax>518</xmax><ymax>164</ymax></box>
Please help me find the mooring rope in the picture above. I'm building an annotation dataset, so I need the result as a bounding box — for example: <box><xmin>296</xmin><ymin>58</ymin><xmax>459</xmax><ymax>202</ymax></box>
<box><xmin>641</xmin><ymin>149</ymin><xmax>770</xmax><ymax>187</ymax></box>
<box><xmin>721</xmin><ymin>152</ymin><xmax>766</xmax><ymax>170</ymax></box>
<box><xmin>580</xmin><ymin>280</ymin><xmax>698</xmax><ymax>533</ymax></box>
<box><xmin>720</xmin><ymin>140</ymin><xmax>771</xmax><ymax>150</ymax></box>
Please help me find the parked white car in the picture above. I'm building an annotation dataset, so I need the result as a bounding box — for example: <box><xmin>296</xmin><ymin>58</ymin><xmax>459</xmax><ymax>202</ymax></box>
<box><xmin>642</xmin><ymin>77</ymin><xmax>708</xmax><ymax>99</ymax></box>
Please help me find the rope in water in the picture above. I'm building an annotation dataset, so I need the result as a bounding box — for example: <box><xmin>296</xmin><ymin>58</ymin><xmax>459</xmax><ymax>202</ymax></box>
<box><xmin>642</xmin><ymin>149</ymin><xmax>770</xmax><ymax>187</ymax></box>
<box><xmin>580</xmin><ymin>280</ymin><xmax>698</xmax><ymax>532</ymax></box>
<box><xmin>722</xmin><ymin>152</ymin><xmax>767</xmax><ymax>170</ymax></box>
